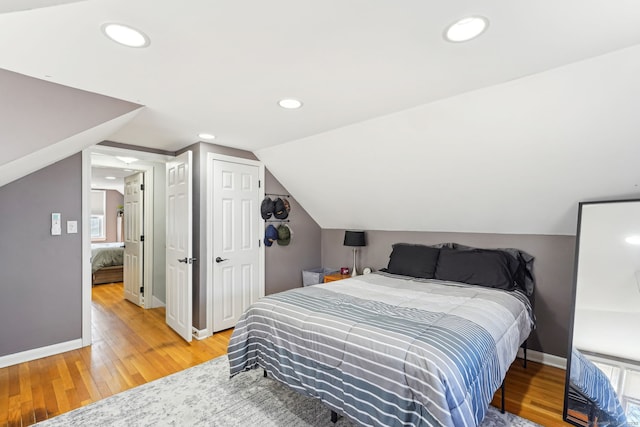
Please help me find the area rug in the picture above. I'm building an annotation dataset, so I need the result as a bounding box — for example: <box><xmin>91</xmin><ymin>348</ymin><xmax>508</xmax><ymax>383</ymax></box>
<box><xmin>35</xmin><ymin>356</ymin><xmax>540</xmax><ymax>426</ymax></box>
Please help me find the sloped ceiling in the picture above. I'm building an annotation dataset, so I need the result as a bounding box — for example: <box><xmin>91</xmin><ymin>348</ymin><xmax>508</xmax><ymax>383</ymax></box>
<box><xmin>0</xmin><ymin>0</ymin><xmax>85</xmax><ymax>14</ymax></box>
<box><xmin>257</xmin><ymin>45</ymin><xmax>640</xmax><ymax>235</ymax></box>
<box><xmin>0</xmin><ymin>69</ymin><xmax>141</xmax><ymax>187</ymax></box>
<box><xmin>1</xmin><ymin>1</ymin><xmax>640</xmax><ymax>235</ymax></box>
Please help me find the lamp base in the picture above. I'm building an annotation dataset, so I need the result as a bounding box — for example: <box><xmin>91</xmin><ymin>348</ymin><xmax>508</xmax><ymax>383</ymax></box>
<box><xmin>351</xmin><ymin>248</ymin><xmax>357</xmax><ymax>277</ymax></box>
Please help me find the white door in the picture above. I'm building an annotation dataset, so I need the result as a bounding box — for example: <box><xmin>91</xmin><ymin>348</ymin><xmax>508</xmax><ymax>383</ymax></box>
<box><xmin>166</xmin><ymin>151</ymin><xmax>193</xmax><ymax>342</ymax></box>
<box><xmin>212</xmin><ymin>159</ymin><xmax>262</xmax><ymax>332</ymax></box>
<box><xmin>123</xmin><ymin>172</ymin><xmax>144</xmax><ymax>306</ymax></box>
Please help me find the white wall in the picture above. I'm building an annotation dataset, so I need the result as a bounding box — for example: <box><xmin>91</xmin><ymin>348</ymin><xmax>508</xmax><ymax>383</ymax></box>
<box><xmin>257</xmin><ymin>44</ymin><xmax>640</xmax><ymax>236</ymax></box>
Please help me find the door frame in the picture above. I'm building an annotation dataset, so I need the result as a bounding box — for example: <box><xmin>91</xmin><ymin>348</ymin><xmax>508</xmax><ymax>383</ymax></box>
<box><xmin>81</xmin><ymin>146</ymin><xmax>169</xmax><ymax>346</ymax></box>
<box><xmin>205</xmin><ymin>152</ymin><xmax>265</xmax><ymax>337</ymax></box>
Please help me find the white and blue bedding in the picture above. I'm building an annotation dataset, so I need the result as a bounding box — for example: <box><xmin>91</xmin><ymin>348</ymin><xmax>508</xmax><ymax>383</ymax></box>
<box><xmin>228</xmin><ymin>272</ymin><xmax>533</xmax><ymax>427</ymax></box>
<box><xmin>570</xmin><ymin>348</ymin><xmax>628</xmax><ymax>426</ymax></box>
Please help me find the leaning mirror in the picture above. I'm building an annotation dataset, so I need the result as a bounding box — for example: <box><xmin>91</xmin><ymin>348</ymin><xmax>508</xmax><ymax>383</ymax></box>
<box><xmin>564</xmin><ymin>199</ymin><xmax>640</xmax><ymax>426</ymax></box>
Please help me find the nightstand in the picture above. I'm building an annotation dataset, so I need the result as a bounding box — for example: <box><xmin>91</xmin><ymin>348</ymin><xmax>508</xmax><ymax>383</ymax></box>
<box><xmin>323</xmin><ymin>273</ymin><xmax>351</xmax><ymax>283</ymax></box>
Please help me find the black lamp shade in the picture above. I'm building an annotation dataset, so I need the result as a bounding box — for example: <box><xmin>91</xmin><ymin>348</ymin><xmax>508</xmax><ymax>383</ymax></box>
<box><xmin>344</xmin><ymin>230</ymin><xmax>366</xmax><ymax>247</ymax></box>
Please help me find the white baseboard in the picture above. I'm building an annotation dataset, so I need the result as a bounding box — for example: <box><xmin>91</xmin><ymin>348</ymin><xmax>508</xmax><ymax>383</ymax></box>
<box><xmin>191</xmin><ymin>327</ymin><xmax>211</xmax><ymax>341</ymax></box>
<box><xmin>0</xmin><ymin>338</ymin><xmax>83</xmax><ymax>369</ymax></box>
<box><xmin>517</xmin><ymin>347</ymin><xmax>567</xmax><ymax>369</ymax></box>
<box><xmin>152</xmin><ymin>296</ymin><xmax>166</xmax><ymax>308</ymax></box>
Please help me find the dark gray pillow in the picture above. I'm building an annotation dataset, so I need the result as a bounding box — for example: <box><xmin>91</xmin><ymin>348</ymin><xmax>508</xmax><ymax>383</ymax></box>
<box><xmin>387</xmin><ymin>243</ymin><xmax>441</xmax><ymax>279</ymax></box>
<box><xmin>449</xmin><ymin>243</ymin><xmax>535</xmax><ymax>295</ymax></box>
<box><xmin>434</xmin><ymin>248</ymin><xmax>518</xmax><ymax>290</ymax></box>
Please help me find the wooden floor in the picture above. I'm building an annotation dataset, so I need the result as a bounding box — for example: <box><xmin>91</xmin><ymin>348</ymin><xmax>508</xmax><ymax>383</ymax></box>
<box><xmin>1</xmin><ymin>282</ymin><xmax>568</xmax><ymax>426</ymax></box>
<box><xmin>0</xmin><ymin>283</ymin><xmax>233</xmax><ymax>427</ymax></box>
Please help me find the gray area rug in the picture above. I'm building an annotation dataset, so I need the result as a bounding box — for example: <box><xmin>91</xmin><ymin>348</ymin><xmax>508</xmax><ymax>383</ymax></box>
<box><xmin>36</xmin><ymin>356</ymin><xmax>540</xmax><ymax>426</ymax></box>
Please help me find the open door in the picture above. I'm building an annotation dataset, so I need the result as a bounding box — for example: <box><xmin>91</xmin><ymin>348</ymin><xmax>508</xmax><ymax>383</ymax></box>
<box><xmin>165</xmin><ymin>151</ymin><xmax>193</xmax><ymax>342</ymax></box>
<box><xmin>123</xmin><ymin>172</ymin><xmax>144</xmax><ymax>306</ymax></box>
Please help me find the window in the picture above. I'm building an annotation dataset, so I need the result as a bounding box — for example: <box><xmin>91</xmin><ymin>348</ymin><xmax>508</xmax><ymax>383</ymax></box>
<box><xmin>90</xmin><ymin>215</ymin><xmax>104</xmax><ymax>239</ymax></box>
<box><xmin>91</xmin><ymin>190</ymin><xmax>106</xmax><ymax>240</ymax></box>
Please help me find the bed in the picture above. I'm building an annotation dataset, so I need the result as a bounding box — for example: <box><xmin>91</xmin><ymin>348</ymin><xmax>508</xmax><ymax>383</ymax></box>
<box><xmin>91</xmin><ymin>242</ymin><xmax>124</xmax><ymax>285</ymax></box>
<box><xmin>228</xmin><ymin>243</ymin><xmax>535</xmax><ymax>427</ymax></box>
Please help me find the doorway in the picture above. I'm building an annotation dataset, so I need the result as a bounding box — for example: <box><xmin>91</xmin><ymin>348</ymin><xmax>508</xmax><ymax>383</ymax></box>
<box><xmin>82</xmin><ymin>146</ymin><xmax>170</xmax><ymax>346</ymax></box>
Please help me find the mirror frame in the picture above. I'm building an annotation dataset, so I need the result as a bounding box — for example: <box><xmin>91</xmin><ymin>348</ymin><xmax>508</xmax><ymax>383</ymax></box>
<box><xmin>563</xmin><ymin>198</ymin><xmax>640</xmax><ymax>425</ymax></box>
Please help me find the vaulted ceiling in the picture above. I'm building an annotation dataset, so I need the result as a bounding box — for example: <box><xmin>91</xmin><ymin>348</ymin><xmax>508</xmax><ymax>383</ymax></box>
<box><xmin>2</xmin><ymin>1</ymin><xmax>640</xmax><ymax>234</ymax></box>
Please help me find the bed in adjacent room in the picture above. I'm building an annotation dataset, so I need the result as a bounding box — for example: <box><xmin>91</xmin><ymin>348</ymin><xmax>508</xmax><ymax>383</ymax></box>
<box><xmin>228</xmin><ymin>243</ymin><xmax>535</xmax><ymax>427</ymax></box>
<box><xmin>91</xmin><ymin>242</ymin><xmax>124</xmax><ymax>285</ymax></box>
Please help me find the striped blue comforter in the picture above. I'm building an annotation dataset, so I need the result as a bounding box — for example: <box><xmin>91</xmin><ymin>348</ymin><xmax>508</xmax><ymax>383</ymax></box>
<box><xmin>570</xmin><ymin>348</ymin><xmax>628</xmax><ymax>426</ymax></box>
<box><xmin>228</xmin><ymin>273</ymin><xmax>533</xmax><ymax>427</ymax></box>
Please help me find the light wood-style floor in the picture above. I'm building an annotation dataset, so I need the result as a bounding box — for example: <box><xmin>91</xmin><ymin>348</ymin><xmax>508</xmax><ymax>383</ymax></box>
<box><xmin>0</xmin><ymin>283</ymin><xmax>232</xmax><ymax>427</ymax></box>
<box><xmin>1</xmin><ymin>282</ymin><xmax>568</xmax><ymax>426</ymax></box>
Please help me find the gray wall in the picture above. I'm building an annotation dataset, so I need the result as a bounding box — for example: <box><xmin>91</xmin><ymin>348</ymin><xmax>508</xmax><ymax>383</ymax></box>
<box><xmin>265</xmin><ymin>170</ymin><xmax>321</xmax><ymax>295</ymax></box>
<box><xmin>0</xmin><ymin>154</ymin><xmax>82</xmax><ymax>357</ymax></box>
<box><xmin>105</xmin><ymin>189</ymin><xmax>123</xmax><ymax>243</ymax></box>
<box><xmin>152</xmin><ymin>164</ymin><xmax>167</xmax><ymax>304</ymax></box>
<box><xmin>321</xmin><ymin>229</ymin><xmax>575</xmax><ymax>358</ymax></box>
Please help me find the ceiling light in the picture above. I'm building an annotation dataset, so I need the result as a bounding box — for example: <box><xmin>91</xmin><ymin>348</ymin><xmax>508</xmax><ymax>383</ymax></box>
<box><xmin>116</xmin><ymin>156</ymin><xmax>138</xmax><ymax>164</ymax></box>
<box><xmin>278</xmin><ymin>99</ymin><xmax>303</xmax><ymax>109</ymax></box>
<box><xmin>105</xmin><ymin>176</ymin><xmax>116</xmax><ymax>180</ymax></box>
<box><xmin>444</xmin><ymin>16</ymin><xmax>489</xmax><ymax>42</ymax></box>
<box><xmin>625</xmin><ymin>235</ymin><xmax>640</xmax><ymax>245</ymax></box>
<box><xmin>198</xmin><ymin>133</ymin><xmax>216</xmax><ymax>140</ymax></box>
<box><xmin>101</xmin><ymin>23</ymin><xmax>150</xmax><ymax>48</ymax></box>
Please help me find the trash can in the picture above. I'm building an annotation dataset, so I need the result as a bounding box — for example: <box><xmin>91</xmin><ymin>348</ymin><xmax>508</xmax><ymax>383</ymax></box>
<box><xmin>302</xmin><ymin>267</ymin><xmax>338</xmax><ymax>286</ymax></box>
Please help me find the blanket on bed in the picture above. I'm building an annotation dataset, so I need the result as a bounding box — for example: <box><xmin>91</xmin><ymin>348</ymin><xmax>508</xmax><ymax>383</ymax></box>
<box><xmin>91</xmin><ymin>246</ymin><xmax>124</xmax><ymax>273</ymax></box>
<box><xmin>228</xmin><ymin>273</ymin><xmax>533</xmax><ymax>427</ymax></box>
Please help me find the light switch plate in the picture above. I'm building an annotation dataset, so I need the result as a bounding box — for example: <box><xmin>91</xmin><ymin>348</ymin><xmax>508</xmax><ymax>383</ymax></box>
<box><xmin>67</xmin><ymin>220</ymin><xmax>78</xmax><ymax>234</ymax></box>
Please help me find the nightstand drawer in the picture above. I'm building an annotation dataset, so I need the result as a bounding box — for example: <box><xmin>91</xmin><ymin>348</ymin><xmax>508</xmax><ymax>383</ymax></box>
<box><xmin>323</xmin><ymin>273</ymin><xmax>350</xmax><ymax>283</ymax></box>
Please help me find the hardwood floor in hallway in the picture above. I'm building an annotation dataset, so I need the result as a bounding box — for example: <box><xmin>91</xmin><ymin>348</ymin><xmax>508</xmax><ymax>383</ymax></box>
<box><xmin>1</xmin><ymin>282</ymin><xmax>568</xmax><ymax>426</ymax></box>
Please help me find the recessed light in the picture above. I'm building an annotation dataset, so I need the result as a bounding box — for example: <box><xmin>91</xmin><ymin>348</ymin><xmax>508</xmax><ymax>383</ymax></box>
<box><xmin>101</xmin><ymin>23</ymin><xmax>150</xmax><ymax>48</ymax></box>
<box><xmin>105</xmin><ymin>176</ymin><xmax>116</xmax><ymax>180</ymax></box>
<box><xmin>198</xmin><ymin>133</ymin><xmax>216</xmax><ymax>140</ymax></box>
<box><xmin>116</xmin><ymin>156</ymin><xmax>138</xmax><ymax>164</ymax></box>
<box><xmin>278</xmin><ymin>99</ymin><xmax>303</xmax><ymax>109</ymax></box>
<box><xmin>444</xmin><ymin>16</ymin><xmax>489</xmax><ymax>42</ymax></box>
<box><xmin>625</xmin><ymin>235</ymin><xmax>640</xmax><ymax>245</ymax></box>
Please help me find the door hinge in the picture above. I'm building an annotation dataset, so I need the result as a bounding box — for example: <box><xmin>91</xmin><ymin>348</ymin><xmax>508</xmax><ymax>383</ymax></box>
<box><xmin>258</xmin><ymin>239</ymin><xmax>261</xmax><ymax>247</ymax></box>
<box><xmin>140</xmin><ymin>184</ymin><xmax>145</xmax><ymax>191</ymax></box>
<box><xmin>258</xmin><ymin>180</ymin><xmax>261</xmax><ymax>188</ymax></box>
<box><xmin>140</xmin><ymin>235</ymin><xmax>145</xmax><ymax>242</ymax></box>
<box><xmin>140</xmin><ymin>286</ymin><xmax>144</xmax><ymax>293</ymax></box>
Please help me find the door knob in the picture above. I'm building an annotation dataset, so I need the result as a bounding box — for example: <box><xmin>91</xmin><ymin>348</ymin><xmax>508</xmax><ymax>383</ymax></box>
<box><xmin>178</xmin><ymin>257</ymin><xmax>188</xmax><ymax>263</ymax></box>
<box><xmin>215</xmin><ymin>257</ymin><xmax>228</xmax><ymax>263</ymax></box>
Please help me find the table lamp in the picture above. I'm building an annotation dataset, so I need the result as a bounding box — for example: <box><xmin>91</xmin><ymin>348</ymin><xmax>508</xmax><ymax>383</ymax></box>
<box><xmin>343</xmin><ymin>230</ymin><xmax>366</xmax><ymax>277</ymax></box>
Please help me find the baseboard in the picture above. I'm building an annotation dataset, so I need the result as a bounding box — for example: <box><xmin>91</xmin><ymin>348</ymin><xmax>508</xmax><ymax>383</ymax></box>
<box><xmin>517</xmin><ymin>347</ymin><xmax>567</xmax><ymax>369</ymax></box>
<box><xmin>0</xmin><ymin>338</ymin><xmax>83</xmax><ymax>369</ymax></box>
<box><xmin>152</xmin><ymin>296</ymin><xmax>166</xmax><ymax>308</ymax></box>
<box><xmin>191</xmin><ymin>327</ymin><xmax>211</xmax><ymax>341</ymax></box>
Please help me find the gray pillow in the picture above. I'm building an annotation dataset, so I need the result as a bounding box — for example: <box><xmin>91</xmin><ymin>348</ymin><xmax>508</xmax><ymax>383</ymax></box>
<box><xmin>434</xmin><ymin>248</ymin><xmax>519</xmax><ymax>291</ymax></box>
<box><xmin>387</xmin><ymin>243</ymin><xmax>441</xmax><ymax>279</ymax></box>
